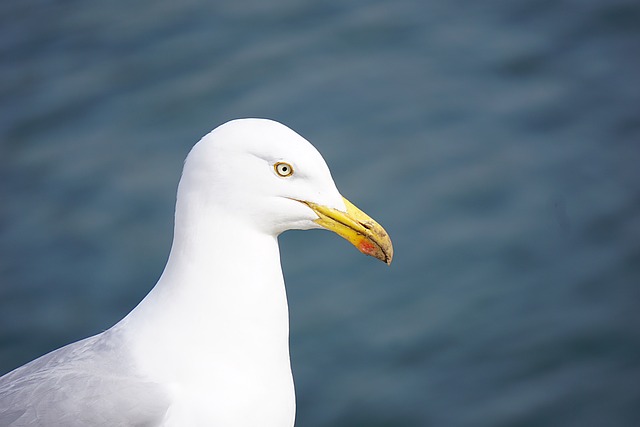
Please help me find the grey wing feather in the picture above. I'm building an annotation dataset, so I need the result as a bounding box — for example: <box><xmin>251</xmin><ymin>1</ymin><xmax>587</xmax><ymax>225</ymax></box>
<box><xmin>0</xmin><ymin>331</ymin><xmax>171</xmax><ymax>426</ymax></box>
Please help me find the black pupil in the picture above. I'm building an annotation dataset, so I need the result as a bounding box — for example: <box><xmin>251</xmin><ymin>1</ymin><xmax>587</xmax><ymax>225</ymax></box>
<box><xmin>281</xmin><ymin>166</ymin><xmax>288</xmax><ymax>173</ymax></box>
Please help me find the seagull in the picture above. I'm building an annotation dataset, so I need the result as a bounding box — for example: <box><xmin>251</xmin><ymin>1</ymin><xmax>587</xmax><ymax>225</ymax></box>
<box><xmin>0</xmin><ymin>118</ymin><xmax>393</xmax><ymax>426</ymax></box>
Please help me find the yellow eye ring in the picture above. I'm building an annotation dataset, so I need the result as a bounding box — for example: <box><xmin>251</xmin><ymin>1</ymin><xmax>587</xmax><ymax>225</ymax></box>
<box><xmin>274</xmin><ymin>162</ymin><xmax>294</xmax><ymax>177</ymax></box>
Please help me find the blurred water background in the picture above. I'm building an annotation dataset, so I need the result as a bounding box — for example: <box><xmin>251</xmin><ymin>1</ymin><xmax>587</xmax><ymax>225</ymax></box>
<box><xmin>1</xmin><ymin>0</ymin><xmax>639</xmax><ymax>425</ymax></box>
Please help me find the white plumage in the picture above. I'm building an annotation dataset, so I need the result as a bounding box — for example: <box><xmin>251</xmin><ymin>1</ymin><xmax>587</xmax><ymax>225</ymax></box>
<box><xmin>0</xmin><ymin>119</ymin><xmax>392</xmax><ymax>426</ymax></box>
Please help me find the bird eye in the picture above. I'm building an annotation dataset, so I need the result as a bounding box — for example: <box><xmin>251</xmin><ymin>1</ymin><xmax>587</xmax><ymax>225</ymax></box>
<box><xmin>274</xmin><ymin>162</ymin><xmax>294</xmax><ymax>177</ymax></box>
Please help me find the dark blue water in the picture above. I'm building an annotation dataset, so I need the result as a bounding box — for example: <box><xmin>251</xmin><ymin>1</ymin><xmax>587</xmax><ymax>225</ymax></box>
<box><xmin>1</xmin><ymin>1</ymin><xmax>639</xmax><ymax>425</ymax></box>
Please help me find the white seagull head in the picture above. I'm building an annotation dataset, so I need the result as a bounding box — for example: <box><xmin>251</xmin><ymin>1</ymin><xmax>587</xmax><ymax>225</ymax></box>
<box><xmin>178</xmin><ymin>118</ymin><xmax>392</xmax><ymax>264</ymax></box>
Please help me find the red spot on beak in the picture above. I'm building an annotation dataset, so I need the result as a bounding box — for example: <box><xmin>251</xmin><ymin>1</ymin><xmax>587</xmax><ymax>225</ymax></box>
<box><xmin>357</xmin><ymin>239</ymin><xmax>376</xmax><ymax>256</ymax></box>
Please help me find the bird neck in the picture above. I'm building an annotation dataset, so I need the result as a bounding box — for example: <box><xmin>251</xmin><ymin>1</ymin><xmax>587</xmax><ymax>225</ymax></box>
<box><xmin>117</xmin><ymin>204</ymin><xmax>292</xmax><ymax>385</ymax></box>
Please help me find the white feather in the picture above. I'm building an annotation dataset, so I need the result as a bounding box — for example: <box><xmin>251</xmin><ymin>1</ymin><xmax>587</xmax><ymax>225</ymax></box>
<box><xmin>0</xmin><ymin>119</ymin><xmax>348</xmax><ymax>427</ymax></box>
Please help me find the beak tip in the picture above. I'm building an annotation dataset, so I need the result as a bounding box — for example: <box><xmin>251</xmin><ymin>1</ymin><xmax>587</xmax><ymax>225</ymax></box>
<box><xmin>382</xmin><ymin>244</ymin><xmax>393</xmax><ymax>266</ymax></box>
<box><xmin>363</xmin><ymin>238</ymin><xmax>393</xmax><ymax>266</ymax></box>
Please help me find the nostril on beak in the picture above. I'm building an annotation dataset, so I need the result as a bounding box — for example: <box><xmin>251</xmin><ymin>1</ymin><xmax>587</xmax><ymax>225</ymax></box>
<box><xmin>359</xmin><ymin>220</ymin><xmax>373</xmax><ymax>230</ymax></box>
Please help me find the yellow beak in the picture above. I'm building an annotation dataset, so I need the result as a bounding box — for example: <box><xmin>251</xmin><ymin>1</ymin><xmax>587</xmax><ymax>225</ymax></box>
<box><xmin>300</xmin><ymin>197</ymin><xmax>393</xmax><ymax>265</ymax></box>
